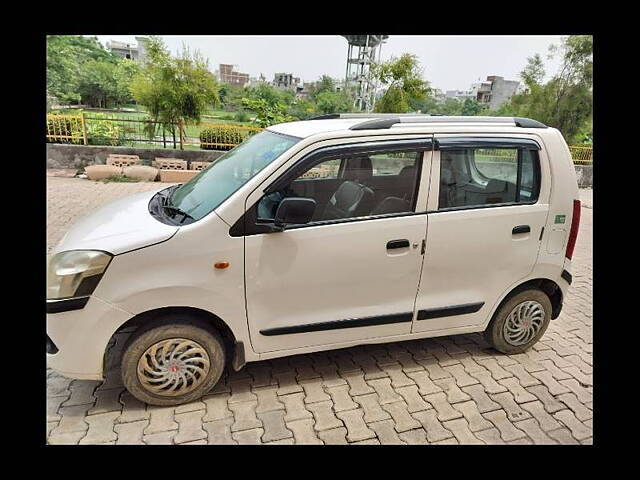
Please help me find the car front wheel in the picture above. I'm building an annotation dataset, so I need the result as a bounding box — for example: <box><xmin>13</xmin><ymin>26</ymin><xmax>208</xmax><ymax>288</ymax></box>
<box><xmin>121</xmin><ymin>316</ymin><xmax>226</xmax><ymax>406</ymax></box>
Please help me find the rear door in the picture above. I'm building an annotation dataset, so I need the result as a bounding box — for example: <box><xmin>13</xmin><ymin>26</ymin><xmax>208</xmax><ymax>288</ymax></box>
<box><xmin>412</xmin><ymin>135</ymin><xmax>550</xmax><ymax>334</ymax></box>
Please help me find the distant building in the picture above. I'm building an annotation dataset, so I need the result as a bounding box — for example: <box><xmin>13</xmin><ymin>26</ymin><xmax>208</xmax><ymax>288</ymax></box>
<box><xmin>106</xmin><ymin>40</ymin><xmax>139</xmax><ymax>60</ymax></box>
<box><xmin>431</xmin><ymin>89</ymin><xmax>445</xmax><ymax>103</ymax></box>
<box><xmin>216</xmin><ymin>64</ymin><xmax>250</xmax><ymax>87</ymax></box>
<box><xmin>273</xmin><ymin>73</ymin><xmax>300</xmax><ymax>90</ymax></box>
<box><xmin>106</xmin><ymin>37</ymin><xmax>149</xmax><ymax>62</ymax></box>
<box><xmin>135</xmin><ymin>36</ymin><xmax>150</xmax><ymax>62</ymax></box>
<box><xmin>445</xmin><ymin>89</ymin><xmax>474</xmax><ymax>101</ymax></box>
<box><xmin>248</xmin><ymin>74</ymin><xmax>267</xmax><ymax>86</ymax></box>
<box><xmin>471</xmin><ymin>75</ymin><xmax>520</xmax><ymax>110</ymax></box>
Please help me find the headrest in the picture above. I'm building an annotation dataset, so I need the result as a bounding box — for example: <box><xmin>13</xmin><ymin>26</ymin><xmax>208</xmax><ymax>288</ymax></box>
<box><xmin>343</xmin><ymin>156</ymin><xmax>373</xmax><ymax>183</ymax></box>
<box><xmin>398</xmin><ymin>165</ymin><xmax>416</xmax><ymax>178</ymax></box>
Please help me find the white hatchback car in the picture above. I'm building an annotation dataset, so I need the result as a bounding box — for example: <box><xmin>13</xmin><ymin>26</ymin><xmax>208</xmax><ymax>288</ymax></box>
<box><xmin>47</xmin><ymin>114</ymin><xmax>581</xmax><ymax>406</ymax></box>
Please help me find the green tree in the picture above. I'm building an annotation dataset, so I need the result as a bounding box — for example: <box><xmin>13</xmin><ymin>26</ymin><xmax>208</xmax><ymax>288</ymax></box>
<box><xmin>244</xmin><ymin>83</ymin><xmax>293</xmax><ymax>107</ymax></box>
<box><xmin>130</xmin><ymin>37</ymin><xmax>220</xmax><ymax>148</ymax></box>
<box><xmin>112</xmin><ymin>59</ymin><xmax>140</xmax><ymax>106</ymax></box>
<box><xmin>460</xmin><ymin>98</ymin><xmax>487</xmax><ymax>116</ymax></box>
<box><xmin>241</xmin><ymin>97</ymin><xmax>294</xmax><ymax>127</ymax></box>
<box><xmin>240</xmin><ymin>83</ymin><xmax>298</xmax><ymax>126</ymax></box>
<box><xmin>77</xmin><ymin>59</ymin><xmax>118</xmax><ymax>108</ymax></box>
<box><xmin>287</xmin><ymin>98</ymin><xmax>317</xmax><ymax>120</ymax></box>
<box><xmin>494</xmin><ymin>35</ymin><xmax>592</xmax><ymax>144</ymax></box>
<box><xmin>47</xmin><ymin>35</ymin><xmax>118</xmax><ymax>105</ymax></box>
<box><xmin>219</xmin><ymin>83</ymin><xmax>247</xmax><ymax>111</ymax></box>
<box><xmin>371</xmin><ymin>53</ymin><xmax>430</xmax><ymax>113</ymax></box>
<box><xmin>309</xmin><ymin>75</ymin><xmax>336</xmax><ymax>100</ymax></box>
<box><xmin>315</xmin><ymin>90</ymin><xmax>353</xmax><ymax>114</ymax></box>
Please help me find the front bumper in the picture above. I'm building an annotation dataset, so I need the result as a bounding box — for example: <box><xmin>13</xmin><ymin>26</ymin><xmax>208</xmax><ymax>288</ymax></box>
<box><xmin>46</xmin><ymin>295</ymin><xmax>133</xmax><ymax>380</ymax></box>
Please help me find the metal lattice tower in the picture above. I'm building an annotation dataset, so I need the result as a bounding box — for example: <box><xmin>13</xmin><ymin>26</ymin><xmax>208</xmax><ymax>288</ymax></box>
<box><xmin>342</xmin><ymin>35</ymin><xmax>388</xmax><ymax>112</ymax></box>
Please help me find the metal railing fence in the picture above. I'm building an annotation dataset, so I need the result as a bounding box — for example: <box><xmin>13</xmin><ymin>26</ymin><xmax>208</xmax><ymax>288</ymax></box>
<box><xmin>46</xmin><ymin>113</ymin><xmax>593</xmax><ymax>162</ymax></box>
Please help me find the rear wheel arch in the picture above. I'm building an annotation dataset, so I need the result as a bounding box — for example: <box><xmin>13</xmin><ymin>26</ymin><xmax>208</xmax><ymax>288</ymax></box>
<box><xmin>491</xmin><ymin>278</ymin><xmax>563</xmax><ymax>324</ymax></box>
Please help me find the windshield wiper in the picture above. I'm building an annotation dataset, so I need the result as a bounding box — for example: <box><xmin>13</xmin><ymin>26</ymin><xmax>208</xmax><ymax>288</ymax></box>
<box><xmin>161</xmin><ymin>204</ymin><xmax>193</xmax><ymax>222</ymax></box>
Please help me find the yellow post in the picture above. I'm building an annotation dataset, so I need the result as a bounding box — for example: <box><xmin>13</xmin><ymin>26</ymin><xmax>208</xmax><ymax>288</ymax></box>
<box><xmin>81</xmin><ymin>112</ymin><xmax>88</xmax><ymax>145</ymax></box>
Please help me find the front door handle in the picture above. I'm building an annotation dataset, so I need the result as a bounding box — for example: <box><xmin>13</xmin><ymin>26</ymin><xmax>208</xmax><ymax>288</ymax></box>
<box><xmin>387</xmin><ymin>239</ymin><xmax>410</xmax><ymax>250</ymax></box>
<box><xmin>512</xmin><ymin>225</ymin><xmax>531</xmax><ymax>235</ymax></box>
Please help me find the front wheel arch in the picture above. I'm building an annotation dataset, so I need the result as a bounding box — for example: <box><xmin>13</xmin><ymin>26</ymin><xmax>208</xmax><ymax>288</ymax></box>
<box><xmin>103</xmin><ymin>306</ymin><xmax>239</xmax><ymax>375</ymax></box>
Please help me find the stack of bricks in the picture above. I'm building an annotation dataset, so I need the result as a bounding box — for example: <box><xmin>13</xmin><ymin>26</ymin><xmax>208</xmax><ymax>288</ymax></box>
<box><xmin>154</xmin><ymin>158</ymin><xmax>199</xmax><ymax>183</ymax></box>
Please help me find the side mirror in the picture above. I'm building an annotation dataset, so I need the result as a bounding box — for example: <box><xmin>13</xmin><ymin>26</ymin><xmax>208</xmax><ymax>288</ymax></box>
<box><xmin>274</xmin><ymin>197</ymin><xmax>316</xmax><ymax>228</ymax></box>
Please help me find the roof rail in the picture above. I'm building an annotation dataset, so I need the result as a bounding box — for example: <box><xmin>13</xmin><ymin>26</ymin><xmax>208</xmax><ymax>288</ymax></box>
<box><xmin>308</xmin><ymin>113</ymin><xmax>547</xmax><ymax>130</ymax></box>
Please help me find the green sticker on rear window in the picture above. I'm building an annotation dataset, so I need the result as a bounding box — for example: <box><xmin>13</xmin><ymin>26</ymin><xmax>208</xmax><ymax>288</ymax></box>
<box><xmin>555</xmin><ymin>215</ymin><xmax>566</xmax><ymax>224</ymax></box>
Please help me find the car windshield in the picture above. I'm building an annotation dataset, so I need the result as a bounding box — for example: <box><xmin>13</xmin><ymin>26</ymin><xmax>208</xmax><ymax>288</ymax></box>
<box><xmin>168</xmin><ymin>130</ymin><xmax>300</xmax><ymax>222</ymax></box>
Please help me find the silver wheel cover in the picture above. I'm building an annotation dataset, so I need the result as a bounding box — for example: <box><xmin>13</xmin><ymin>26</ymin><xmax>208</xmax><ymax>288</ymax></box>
<box><xmin>503</xmin><ymin>300</ymin><xmax>545</xmax><ymax>346</ymax></box>
<box><xmin>137</xmin><ymin>338</ymin><xmax>211</xmax><ymax>397</ymax></box>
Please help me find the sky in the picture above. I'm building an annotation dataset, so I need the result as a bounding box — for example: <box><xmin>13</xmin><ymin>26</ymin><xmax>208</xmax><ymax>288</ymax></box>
<box><xmin>94</xmin><ymin>35</ymin><xmax>564</xmax><ymax>92</ymax></box>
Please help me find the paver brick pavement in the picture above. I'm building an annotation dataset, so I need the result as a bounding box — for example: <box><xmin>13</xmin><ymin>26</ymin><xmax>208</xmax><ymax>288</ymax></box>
<box><xmin>46</xmin><ymin>178</ymin><xmax>593</xmax><ymax>444</ymax></box>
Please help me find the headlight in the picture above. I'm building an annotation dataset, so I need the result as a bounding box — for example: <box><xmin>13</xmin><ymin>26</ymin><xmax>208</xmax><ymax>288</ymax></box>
<box><xmin>47</xmin><ymin>250</ymin><xmax>112</xmax><ymax>300</ymax></box>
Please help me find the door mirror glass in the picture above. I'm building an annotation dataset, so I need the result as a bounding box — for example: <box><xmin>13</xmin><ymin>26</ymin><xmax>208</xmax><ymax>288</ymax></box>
<box><xmin>274</xmin><ymin>197</ymin><xmax>316</xmax><ymax>227</ymax></box>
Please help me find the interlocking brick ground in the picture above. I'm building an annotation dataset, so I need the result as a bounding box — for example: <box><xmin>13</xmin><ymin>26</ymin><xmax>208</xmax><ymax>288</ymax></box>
<box><xmin>46</xmin><ymin>177</ymin><xmax>593</xmax><ymax>445</ymax></box>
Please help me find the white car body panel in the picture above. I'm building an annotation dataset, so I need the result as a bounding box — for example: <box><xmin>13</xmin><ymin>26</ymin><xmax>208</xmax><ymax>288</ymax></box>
<box><xmin>52</xmin><ymin>188</ymin><xmax>178</xmax><ymax>255</ymax></box>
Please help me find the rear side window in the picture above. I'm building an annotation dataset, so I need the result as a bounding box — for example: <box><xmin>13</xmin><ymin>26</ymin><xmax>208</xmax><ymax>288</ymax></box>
<box><xmin>439</xmin><ymin>147</ymin><xmax>540</xmax><ymax>209</ymax></box>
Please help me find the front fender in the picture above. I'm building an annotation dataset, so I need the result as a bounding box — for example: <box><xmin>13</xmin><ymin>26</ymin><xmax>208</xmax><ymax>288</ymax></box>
<box><xmin>111</xmin><ymin>285</ymin><xmax>249</xmax><ymax>343</ymax></box>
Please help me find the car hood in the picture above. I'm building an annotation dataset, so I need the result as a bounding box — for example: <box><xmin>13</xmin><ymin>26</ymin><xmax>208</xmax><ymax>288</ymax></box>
<box><xmin>52</xmin><ymin>188</ymin><xmax>180</xmax><ymax>255</ymax></box>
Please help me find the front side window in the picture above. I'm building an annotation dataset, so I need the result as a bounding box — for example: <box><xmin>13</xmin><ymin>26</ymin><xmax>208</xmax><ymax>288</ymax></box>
<box><xmin>439</xmin><ymin>146</ymin><xmax>539</xmax><ymax>209</ymax></box>
<box><xmin>169</xmin><ymin>130</ymin><xmax>300</xmax><ymax>221</ymax></box>
<box><xmin>257</xmin><ymin>148</ymin><xmax>422</xmax><ymax>224</ymax></box>
<box><xmin>370</xmin><ymin>151</ymin><xmax>417</xmax><ymax>176</ymax></box>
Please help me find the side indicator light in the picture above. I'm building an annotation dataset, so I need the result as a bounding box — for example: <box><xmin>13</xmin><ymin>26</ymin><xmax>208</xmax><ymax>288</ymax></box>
<box><xmin>214</xmin><ymin>262</ymin><xmax>230</xmax><ymax>269</ymax></box>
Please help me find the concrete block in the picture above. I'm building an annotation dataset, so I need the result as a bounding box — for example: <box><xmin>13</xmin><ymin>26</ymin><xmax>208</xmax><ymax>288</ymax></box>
<box><xmin>191</xmin><ymin>161</ymin><xmax>212</xmax><ymax>171</ymax></box>
<box><xmin>159</xmin><ymin>169</ymin><xmax>199</xmax><ymax>183</ymax></box>
<box><xmin>106</xmin><ymin>154</ymin><xmax>141</xmax><ymax>168</ymax></box>
<box><xmin>85</xmin><ymin>165</ymin><xmax>123</xmax><ymax>180</ymax></box>
<box><xmin>123</xmin><ymin>165</ymin><xmax>159</xmax><ymax>182</ymax></box>
<box><xmin>154</xmin><ymin>158</ymin><xmax>187</xmax><ymax>170</ymax></box>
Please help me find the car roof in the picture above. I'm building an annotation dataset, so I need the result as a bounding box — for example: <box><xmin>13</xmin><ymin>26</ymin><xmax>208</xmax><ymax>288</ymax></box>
<box><xmin>267</xmin><ymin>115</ymin><xmax>548</xmax><ymax>139</ymax></box>
<box><xmin>268</xmin><ymin>118</ymin><xmax>367</xmax><ymax>138</ymax></box>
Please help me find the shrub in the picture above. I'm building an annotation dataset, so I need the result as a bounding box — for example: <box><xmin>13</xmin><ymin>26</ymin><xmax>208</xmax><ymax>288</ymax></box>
<box><xmin>86</xmin><ymin>114</ymin><xmax>125</xmax><ymax>146</ymax></box>
<box><xmin>200</xmin><ymin>125</ymin><xmax>251</xmax><ymax>151</ymax></box>
<box><xmin>234</xmin><ymin>111</ymin><xmax>250</xmax><ymax>122</ymax></box>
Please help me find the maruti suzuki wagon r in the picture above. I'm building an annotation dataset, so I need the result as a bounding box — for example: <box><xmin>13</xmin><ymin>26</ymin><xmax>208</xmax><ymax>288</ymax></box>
<box><xmin>46</xmin><ymin>114</ymin><xmax>581</xmax><ymax>406</ymax></box>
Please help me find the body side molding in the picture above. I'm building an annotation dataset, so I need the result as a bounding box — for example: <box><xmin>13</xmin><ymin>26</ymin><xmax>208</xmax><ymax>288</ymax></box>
<box><xmin>417</xmin><ymin>302</ymin><xmax>485</xmax><ymax>320</ymax></box>
<box><xmin>260</xmin><ymin>312</ymin><xmax>413</xmax><ymax>336</ymax></box>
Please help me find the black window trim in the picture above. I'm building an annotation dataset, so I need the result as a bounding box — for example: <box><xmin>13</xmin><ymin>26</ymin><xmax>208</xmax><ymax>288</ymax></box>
<box><xmin>435</xmin><ymin>138</ymin><xmax>542</xmax><ymax>212</ymax></box>
<box><xmin>435</xmin><ymin>136</ymin><xmax>542</xmax><ymax>151</ymax></box>
<box><xmin>265</xmin><ymin>138</ymin><xmax>433</xmax><ymax>194</ymax></box>
<box><xmin>230</xmin><ymin>137</ymin><xmax>433</xmax><ymax>237</ymax></box>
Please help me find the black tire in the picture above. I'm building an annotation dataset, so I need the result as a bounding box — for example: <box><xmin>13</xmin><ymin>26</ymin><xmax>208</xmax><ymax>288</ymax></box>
<box><xmin>121</xmin><ymin>315</ymin><xmax>226</xmax><ymax>406</ymax></box>
<box><xmin>484</xmin><ymin>288</ymin><xmax>552</xmax><ymax>354</ymax></box>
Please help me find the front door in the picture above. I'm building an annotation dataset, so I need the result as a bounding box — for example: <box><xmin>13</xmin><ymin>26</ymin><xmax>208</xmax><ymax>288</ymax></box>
<box><xmin>244</xmin><ymin>139</ymin><xmax>433</xmax><ymax>353</ymax></box>
<box><xmin>413</xmin><ymin>135</ymin><xmax>550</xmax><ymax>334</ymax></box>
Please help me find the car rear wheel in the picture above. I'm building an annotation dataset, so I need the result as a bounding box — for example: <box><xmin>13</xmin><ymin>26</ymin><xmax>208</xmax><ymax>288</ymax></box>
<box><xmin>121</xmin><ymin>316</ymin><xmax>226</xmax><ymax>406</ymax></box>
<box><xmin>484</xmin><ymin>288</ymin><xmax>552</xmax><ymax>354</ymax></box>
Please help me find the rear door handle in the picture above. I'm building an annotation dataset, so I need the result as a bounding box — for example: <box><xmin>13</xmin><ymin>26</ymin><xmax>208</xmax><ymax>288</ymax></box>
<box><xmin>387</xmin><ymin>239</ymin><xmax>410</xmax><ymax>250</ymax></box>
<box><xmin>512</xmin><ymin>225</ymin><xmax>531</xmax><ymax>235</ymax></box>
